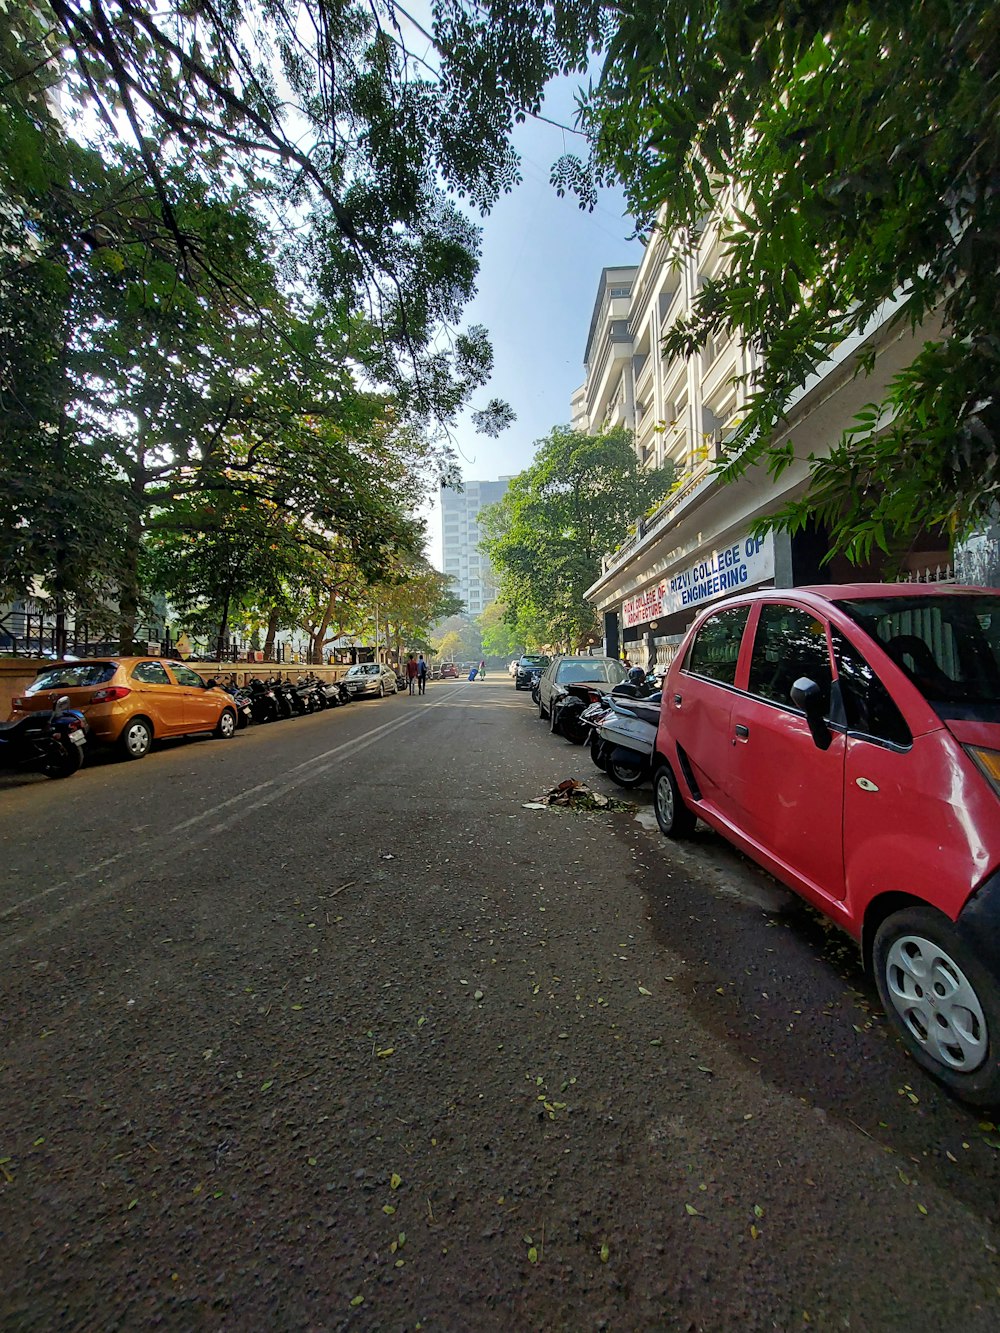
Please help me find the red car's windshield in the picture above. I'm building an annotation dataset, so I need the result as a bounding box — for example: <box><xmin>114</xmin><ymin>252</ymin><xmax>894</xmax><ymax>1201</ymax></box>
<box><xmin>838</xmin><ymin>595</ymin><xmax>1000</xmax><ymax>721</ymax></box>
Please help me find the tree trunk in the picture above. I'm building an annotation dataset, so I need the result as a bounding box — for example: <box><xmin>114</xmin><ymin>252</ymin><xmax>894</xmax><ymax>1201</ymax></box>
<box><xmin>118</xmin><ymin>432</ymin><xmax>148</xmax><ymax>653</ymax></box>
<box><xmin>262</xmin><ymin>607</ymin><xmax>280</xmax><ymax>660</ymax></box>
<box><xmin>309</xmin><ymin>592</ymin><xmax>336</xmax><ymax>664</ymax></box>
<box><xmin>215</xmin><ymin>587</ymin><xmax>231</xmax><ymax>660</ymax></box>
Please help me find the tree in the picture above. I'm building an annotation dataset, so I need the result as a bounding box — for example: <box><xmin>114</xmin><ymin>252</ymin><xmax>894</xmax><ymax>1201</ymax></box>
<box><xmin>477</xmin><ymin>601</ymin><xmax>522</xmax><ymax>660</ymax></box>
<box><xmin>431</xmin><ymin>0</ymin><xmax>1000</xmax><ymax>559</ymax></box>
<box><xmin>9</xmin><ymin>0</ymin><xmax>516</xmax><ymax>433</ymax></box>
<box><xmin>480</xmin><ymin>425</ymin><xmax>675</xmax><ymax>648</ymax></box>
<box><xmin>360</xmin><ymin>562</ymin><xmax>463</xmax><ymax>663</ymax></box>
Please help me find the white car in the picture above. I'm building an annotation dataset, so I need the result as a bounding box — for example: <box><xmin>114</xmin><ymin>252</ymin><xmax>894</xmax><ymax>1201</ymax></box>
<box><xmin>343</xmin><ymin>662</ymin><xmax>399</xmax><ymax>697</ymax></box>
<box><xmin>507</xmin><ymin>659</ymin><xmax>519</xmax><ymax>677</ymax></box>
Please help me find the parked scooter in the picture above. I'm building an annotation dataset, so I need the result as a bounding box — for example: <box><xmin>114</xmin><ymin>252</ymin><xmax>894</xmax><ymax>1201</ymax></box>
<box><xmin>269</xmin><ymin>676</ymin><xmax>298</xmax><ymax>719</ymax></box>
<box><xmin>310</xmin><ymin>675</ymin><xmax>344</xmax><ymax>708</ymax></box>
<box><xmin>592</xmin><ymin>692</ymin><xmax>661</xmax><ymax>788</ymax></box>
<box><xmin>292</xmin><ymin>675</ymin><xmax>322</xmax><ymax>714</ymax></box>
<box><xmin>0</xmin><ymin>694</ymin><xmax>87</xmax><ymax>779</ymax></box>
<box><xmin>246</xmin><ymin>677</ymin><xmax>281</xmax><ymax>723</ymax></box>
<box><xmin>207</xmin><ymin>675</ymin><xmax>254</xmax><ymax>729</ymax></box>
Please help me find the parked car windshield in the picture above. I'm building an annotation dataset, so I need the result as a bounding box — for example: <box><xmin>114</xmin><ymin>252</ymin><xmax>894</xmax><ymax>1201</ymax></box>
<box><xmin>838</xmin><ymin>594</ymin><xmax>1000</xmax><ymax>721</ymax></box>
<box><xmin>520</xmin><ymin>655</ymin><xmax>547</xmax><ymax>668</ymax></box>
<box><xmin>555</xmin><ymin>659</ymin><xmax>627</xmax><ymax>685</ymax></box>
<box><xmin>28</xmin><ymin>662</ymin><xmax>116</xmax><ymax>692</ymax></box>
<box><xmin>346</xmin><ymin>664</ymin><xmax>380</xmax><ymax>676</ymax></box>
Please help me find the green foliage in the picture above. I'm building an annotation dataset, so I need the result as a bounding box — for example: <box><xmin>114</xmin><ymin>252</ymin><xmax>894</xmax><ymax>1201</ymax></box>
<box><xmin>480</xmin><ymin>425</ymin><xmax>675</xmax><ymax>648</ymax></box>
<box><xmin>477</xmin><ymin>601</ymin><xmax>522</xmax><ymax>659</ymax></box>
<box><xmin>433</xmin><ymin>0</ymin><xmax>1000</xmax><ymax>555</ymax></box>
<box><xmin>1</xmin><ymin>0</ymin><xmax>518</xmax><ymax>637</ymax></box>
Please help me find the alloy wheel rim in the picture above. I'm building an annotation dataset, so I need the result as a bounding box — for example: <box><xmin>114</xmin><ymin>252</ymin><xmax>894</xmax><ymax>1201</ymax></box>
<box><xmin>884</xmin><ymin>934</ymin><xmax>988</xmax><ymax>1072</ymax></box>
<box><xmin>656</xmin><ymin>774</ymin><xmax>674</xmax><ymax>827</ymax></box>
<box><xmin>127</xmin><ymin>723</ymin><xmax>148</xmax><ymax>755</ymax></box>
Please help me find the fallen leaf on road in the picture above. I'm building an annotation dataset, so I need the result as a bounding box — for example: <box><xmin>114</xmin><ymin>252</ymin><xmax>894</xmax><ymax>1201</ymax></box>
<box><xmin>638</xmin><ymin>985</ymin><xmax>652</xmax><ymax>996</ymax></box>
<box><xmin>684</xmin><ymin>1204</ymin><xmax>701</xmax><ymax>1216</ymax></box>
<box><xmin>390</xmin><ymin>1173</ymin><xmax>403</xmax><ymax>1190</ymax></box>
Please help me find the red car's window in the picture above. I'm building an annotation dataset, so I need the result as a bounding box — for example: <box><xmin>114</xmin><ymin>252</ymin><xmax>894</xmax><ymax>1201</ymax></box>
<box><xmin>839</xmin><ymin>595</ymin><xmax>1000</xmax><ymax>721</ymax></box>
<box><xmin>831</xmin><ymin>630</ymin><xmax>912</xmax><ymax>748</ymax></box>
<box><xmin>683</xmin><ymin>605</ymin><xmax>750</xmax><ymax>685</ymax></box>
<box><xmin>747</xmin><ymin>605</ymin><xmax>833</xmax><ymax>711</ymax></box>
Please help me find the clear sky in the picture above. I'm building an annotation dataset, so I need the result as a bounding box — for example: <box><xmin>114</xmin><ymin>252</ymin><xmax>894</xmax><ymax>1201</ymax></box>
<box><xmin>425</xmin><ymin>77</ymin><xmax>643</xmax><ymax>565</ymax></box>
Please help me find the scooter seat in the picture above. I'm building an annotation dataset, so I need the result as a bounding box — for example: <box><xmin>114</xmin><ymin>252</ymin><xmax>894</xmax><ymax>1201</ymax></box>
<box><xmin>0</xmin><ymin>713</ymin><xmax>49</xmax><ymax>734</ymax></box>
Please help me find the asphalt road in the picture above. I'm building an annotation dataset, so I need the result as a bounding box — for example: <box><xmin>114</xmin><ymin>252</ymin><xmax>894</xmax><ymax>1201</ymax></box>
<box><xmin>2</xmin><ymin>677</ymin><xmax>1000</xmax><ymax>1330</ymax></box>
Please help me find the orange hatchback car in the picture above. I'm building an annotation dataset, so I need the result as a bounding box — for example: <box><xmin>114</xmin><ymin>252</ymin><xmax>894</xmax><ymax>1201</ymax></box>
<box><xmin>9</xmin><ymin>658</ymin><xmax>239</xmax><ymax>759</ymax></box>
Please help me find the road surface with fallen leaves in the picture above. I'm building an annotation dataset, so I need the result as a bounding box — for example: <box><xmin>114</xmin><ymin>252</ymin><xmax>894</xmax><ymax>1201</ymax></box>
<box><xmin>2</xmin><ymin>675</ymin><xmax>999</xmax><ymax>1329</ymax></box>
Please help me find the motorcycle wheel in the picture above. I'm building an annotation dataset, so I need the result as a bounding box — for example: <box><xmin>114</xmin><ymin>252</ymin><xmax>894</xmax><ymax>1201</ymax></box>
<box><xmin>607</xmin><ymin>757</ymin><xmax>648</xmax><ymax>788</ymax></box>
<box><xmin>42</xmin><ymin>739</ymin><xmax>84</xmax><ymax>779</ymax></box>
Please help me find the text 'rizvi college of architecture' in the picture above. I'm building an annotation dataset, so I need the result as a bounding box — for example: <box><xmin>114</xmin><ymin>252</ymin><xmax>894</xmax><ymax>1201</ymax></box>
<box><xmin>575</xmin><ymin>189</ymin><xmax>988</xmax><ymax>670</ymax></box>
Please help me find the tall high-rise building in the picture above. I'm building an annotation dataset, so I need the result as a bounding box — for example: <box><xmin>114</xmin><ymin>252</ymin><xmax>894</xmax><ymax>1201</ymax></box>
<box><xmin>440</xmin><ymin>477</ymin><xmax>511</xmax><ymax>616</ymax></box>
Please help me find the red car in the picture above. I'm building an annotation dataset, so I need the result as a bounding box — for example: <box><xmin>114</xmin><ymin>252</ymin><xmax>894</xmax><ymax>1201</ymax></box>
<box><xmin>653</xmin><ymin>584</ymin><xmax>1000</xmax><ymax>1106</ymax></box>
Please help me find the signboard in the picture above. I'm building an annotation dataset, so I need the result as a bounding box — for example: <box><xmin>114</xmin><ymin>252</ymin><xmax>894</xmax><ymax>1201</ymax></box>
<box><xmin>623</xmin><ymin>532</ymin><xmax>775</xmax><ymax>628</ymax></box>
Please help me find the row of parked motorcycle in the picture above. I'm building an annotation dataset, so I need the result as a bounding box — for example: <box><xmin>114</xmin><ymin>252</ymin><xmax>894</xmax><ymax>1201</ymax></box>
<box><xmin>207</xmin><ymin>672</ymin><xmax>368</xmax><ymax>727</ymax></box>
<box><xmin>528</xmin><ymin>666</ymin><xmax>662</xmax><ymax>789</ymax></box>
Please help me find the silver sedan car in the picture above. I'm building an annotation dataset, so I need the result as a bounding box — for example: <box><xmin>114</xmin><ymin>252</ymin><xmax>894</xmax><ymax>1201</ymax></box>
<box><xmin>342</xmin><ymin>663</ymin><xmax>399</xmax><ymax>698</ymax></box>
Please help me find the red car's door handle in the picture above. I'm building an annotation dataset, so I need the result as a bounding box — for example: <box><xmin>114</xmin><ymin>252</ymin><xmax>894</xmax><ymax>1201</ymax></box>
<box><xmin>734</xmin><ymin>723</ymin><xmax>750</xmax><ymax>740</ymax></box>
<box><xmin>673</xmin><ymin>693</ymin><xmax>682</xmax><ymax>706</ymax></box>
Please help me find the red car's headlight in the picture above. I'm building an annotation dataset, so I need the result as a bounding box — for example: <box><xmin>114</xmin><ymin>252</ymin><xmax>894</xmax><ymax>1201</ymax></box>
<box><xmin>965</xmin><ymin>745</ymin><xmax>1000</xmax><ymax>798</ymax></box>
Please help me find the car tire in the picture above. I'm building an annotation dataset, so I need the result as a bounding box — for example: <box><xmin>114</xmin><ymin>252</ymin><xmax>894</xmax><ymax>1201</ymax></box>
<box><xmin>214</xmin><ymin>708</ymin><xmax>237</xmax><ymax>739</ymax></box>
<box><xmin>549</xmin><ymin>702</ymin><xmax>561</xmax><ymax>736</ymax></box>
<box><xmin>537</xmin><ymin>693</ymin><xmax>547</xmax><ymax>720</ymax></box>
<box><xmin>42</xmin><ymin>740</ymin><xmax>84</xmax><ymax>779</ymax></box>
<box><xmin>563</xmin><ymin>715</ymin><xmax>588</xmax><ymax>746</ymax></box>
<box><xmin>379</xmin><ymin>682</ymin><xmax>385</xmax><ymax>697</ymax></box>
<box><xmin>652</xmin><ymin>762</ymin><xmax>697</xmax><ymax>838</ymax></box>
<box><xmin>119</xmin><ymin>716</ymin><xmax>153</xmax><ymax>760</ymax></box>
<box><xmin>873</xmin><ymin>905</ymin><xmax>1000</xmax><ymax>1107</ymax></box>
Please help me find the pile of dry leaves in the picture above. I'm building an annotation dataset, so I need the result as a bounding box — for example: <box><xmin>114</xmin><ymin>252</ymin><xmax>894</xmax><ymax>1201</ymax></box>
<box><xmin>523</xmin><ymin>778</ymin><xmax>635</xmax><ymax>812</ymax></box>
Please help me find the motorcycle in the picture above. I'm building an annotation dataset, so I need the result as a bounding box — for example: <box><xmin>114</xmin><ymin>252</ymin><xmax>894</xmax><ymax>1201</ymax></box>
<box><xmin>207</xmin><ymin>676</ymin><xmax>254</xmax><ymax>729</ymax></box>
<box><xmin>269</xmin><ymin>676</ymin><xmax>298</xmax><ymax>719</ymax></box>
<box><xmin>528</xmin><ymin>667</ymin><xmax>544</xmax><ymax>706</ymax></box>
<box><xmin>246</xmin><ymin>677</ymin><xmax>281</xmax><ymax>724</ymax></box>
<box><xmin>292</xmin><ymin>675</ymin><xmax>323</xmax><ymax>714</ymax></box>
<box><xmin>549</xmin><ymin>682</ymin><xmax>606</xmax><ymax>745</ymax></box>
<box><xmin>0</xmin><ymin>694</ymin><xmax>87</xmax><ymax>779</ymax></box>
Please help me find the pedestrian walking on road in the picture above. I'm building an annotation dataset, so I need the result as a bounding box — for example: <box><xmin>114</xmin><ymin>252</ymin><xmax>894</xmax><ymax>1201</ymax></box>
<box><xmin>417</xmin><ymin>652</ymin><xmax>428</xmax><ymax>695</ymax></box>
<box><xmin>405</xmin><ymin>654</ymin><xmax>418</xmax><ymax>694</ymax></box>
<box><xmin>478</xmin><ymin>659</ymin><xmax>486</xmax><ymax>681</ymax></box>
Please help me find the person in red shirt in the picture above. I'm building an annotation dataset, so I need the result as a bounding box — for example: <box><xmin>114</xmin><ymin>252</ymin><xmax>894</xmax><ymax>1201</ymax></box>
<box><xmin>405</xmin><ymin>654</ymin><xmax>419</xmax><ymax>694</ymax></box>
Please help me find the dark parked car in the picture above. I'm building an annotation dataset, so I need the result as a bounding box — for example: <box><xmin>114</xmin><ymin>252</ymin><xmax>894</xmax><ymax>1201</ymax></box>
<box><xmin>653</xmin><ymin>583</ymin><xmax>1000</xmax><ymax>1106</ymax></box>
<box><xmin>515</xmin><ymin>654</ymin><xmax>550</xmax><ymax>690</ymax></box>
<box><xmin>535</xmin><ymin>655</ymin><xmax>627</xmax><ymax>719</ymax></box>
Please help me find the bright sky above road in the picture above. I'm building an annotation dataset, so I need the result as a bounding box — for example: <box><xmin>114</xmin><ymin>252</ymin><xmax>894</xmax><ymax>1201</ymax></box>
<box><xmin>426</xmin><ymin>74</ymin><xmax>643</xmax><ymax>563</ymax></box>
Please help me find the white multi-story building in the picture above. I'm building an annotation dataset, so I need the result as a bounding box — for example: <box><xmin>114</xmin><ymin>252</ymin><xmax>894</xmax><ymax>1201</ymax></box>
<box><xmin>440</xmin><ymin>477</ymin><xmax>512</xmax><ymax>616</ymax></box>
<box><xmin>578</xmin><ymin>200</ymin><xmax>950</xmax><ymax>666</ymax></box>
